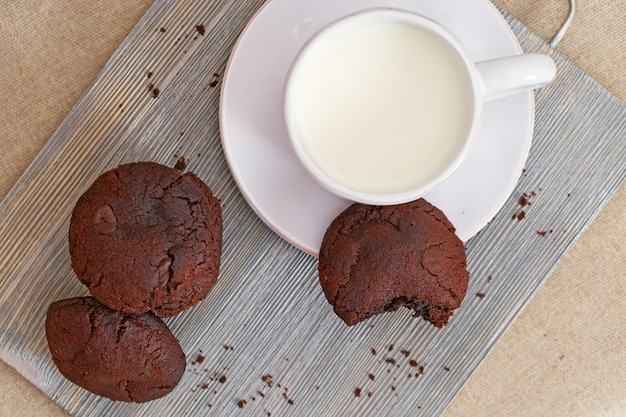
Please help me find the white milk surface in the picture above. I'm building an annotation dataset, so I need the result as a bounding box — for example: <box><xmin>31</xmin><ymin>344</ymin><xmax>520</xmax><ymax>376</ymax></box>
<box><xmin>286</xmin><ymin>14</ymin><xmax>473</xmax><ymax>195</ymax></box>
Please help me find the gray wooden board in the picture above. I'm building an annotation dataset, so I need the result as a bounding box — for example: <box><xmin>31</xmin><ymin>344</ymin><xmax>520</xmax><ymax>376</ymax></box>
<box><xmin>0</xmin><ymin>0</ymin><xmax>624</xmax><ymax>416</ymax></box>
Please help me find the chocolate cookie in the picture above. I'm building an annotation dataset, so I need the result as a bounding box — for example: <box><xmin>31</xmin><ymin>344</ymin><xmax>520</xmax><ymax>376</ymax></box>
<box><xmin>69</xmin><ymin>162</ymin><xmax>222</xmax><ymax>317</ymax></box>
<box><xmin>318</xmin><ymin>199</ymin><xmax>469</xmax><ymax>327</ymax></box>
<box><xmin>45</xmin><ymin>297</ymin><xmax>186</xmax><ymax>402</ymax></box>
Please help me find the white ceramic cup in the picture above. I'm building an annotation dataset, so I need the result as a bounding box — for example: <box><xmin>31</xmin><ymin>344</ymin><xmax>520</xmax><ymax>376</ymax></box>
<box><xmin>283</xmin><ymin>8</ymin><xmax>556</xmax><ymax>205</ymax></box>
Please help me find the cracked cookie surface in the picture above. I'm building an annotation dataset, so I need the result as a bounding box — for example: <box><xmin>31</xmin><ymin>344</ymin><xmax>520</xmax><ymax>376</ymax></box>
<box><xmin>69</xmin><ymin>162</ymin><xmax>222</xmax><ymax>317</ymax></box>
<box><xmin>318</xmin><ymin>199</ymin><xmax>469</xmax><ymax>327</ymax></box>
<box><xmin>45</xmin><ymin>297</ymin><xmax>186</xmax><ymax>402</ymax></box>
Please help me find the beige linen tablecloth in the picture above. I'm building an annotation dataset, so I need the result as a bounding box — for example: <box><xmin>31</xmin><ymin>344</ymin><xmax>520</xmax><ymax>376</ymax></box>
<box><xmin>0</xmin><ymin>1</ymin><xmax>623</xmax><ymax>416</ymax></box>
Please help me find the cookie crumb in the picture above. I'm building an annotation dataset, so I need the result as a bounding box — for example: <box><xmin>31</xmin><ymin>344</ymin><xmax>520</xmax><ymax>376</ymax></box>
<box><xmin>354</xmin><ymin>387</ymin><xmax>362</xmax><ymax>397</ymax></box>
<box><xmin>174</xmin><ymin>156</ymin><xmax>187</xmax><ymax>172</ymax></box>
<box><xmin>218</xmin><ymin>375</ymin><xmax>227</xmax><ymax>384</ymax></box>
<box><xmin>476</xmin><ymin>292</ymin><xmax>486</xmax><ymax>299</ymax></box>
<box><xmin>237</xmin><ymin>399</ymin><xmax>247</xmax><ymax>408</ymax></box>
<box><xmin>368</xmin><ymin>373</ymin><xmax>375</xmax><ymax>381</ymax></box>
<box><xmin>196</xmin><ymin>24</ymin><xmax>206</xmax><ymax>36</ymax></box>
<box><xmin>519</xmin><ymin>194</ymin><xmax>530</xmax><ymax>207</ymax></box>
<box><xmin>261</xmin><ymin>374</ymin><xmax>274</xmax><ymax>388</ymax></box>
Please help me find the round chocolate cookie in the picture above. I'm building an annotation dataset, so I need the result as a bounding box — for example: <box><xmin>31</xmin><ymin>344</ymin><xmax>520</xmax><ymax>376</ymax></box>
<box><xmin>69</xmin><ymin>162</ymin><xmax>222</xmax><ymax>317</ymax></box>
<box><xmin>45</xmin><ymin>297</ymin><xmax>186</xmax><ymax>402</ymax></box>
<box><xmin>318</xmin><ymin>199</ymin><xmax>469</xmax><ymax>328</ymax></box>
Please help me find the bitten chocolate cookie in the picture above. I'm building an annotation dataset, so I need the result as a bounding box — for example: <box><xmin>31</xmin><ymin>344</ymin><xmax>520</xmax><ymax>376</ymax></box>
<box><xmin>318</xmin><ymin>199</ymin><xmax>469</xmax><ymax>327</ymax></box>
<box><xmin>45</xmin><ymin>297</ymin><xmax>186</xmax><ymax>402</ymax></box>
<box><xmin>69</xmin><ymin>162</ymin><xmax>222</xmax><ymax>317</ymax></box>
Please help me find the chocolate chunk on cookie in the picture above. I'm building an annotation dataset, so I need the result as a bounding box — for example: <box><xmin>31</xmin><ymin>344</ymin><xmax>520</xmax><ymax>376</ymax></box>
<box><xmin>69</xmin><ymin>162</ymin><xmax>222</xmax><ymax>317</ymax></box>
<box><xmin>318</xmin><ymin>199</ymin><xmax>469</xmax><ymax>327</ymax></box>
<box><xmin>45</xmin><ymin>297</ymin><xmax>185</xmax><ymax>402</ymax></box>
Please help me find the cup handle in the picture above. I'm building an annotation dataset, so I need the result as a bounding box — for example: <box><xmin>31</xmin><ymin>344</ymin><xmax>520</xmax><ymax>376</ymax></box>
<box><xmin>475</xmin><ymin>53</ymin><xmax>557</xmax><ymax>102</ymax></box>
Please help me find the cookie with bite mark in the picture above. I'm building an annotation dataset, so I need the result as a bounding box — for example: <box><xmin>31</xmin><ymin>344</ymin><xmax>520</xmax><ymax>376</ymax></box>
<box><xmin>318</xmin><ymin>199</ymin><xmax>469</xmax><ymax>327</ymax></box>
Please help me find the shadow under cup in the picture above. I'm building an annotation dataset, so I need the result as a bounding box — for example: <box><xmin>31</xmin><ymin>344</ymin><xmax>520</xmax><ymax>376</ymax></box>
<box><xmin>283</xmin><ymin>9</ymin><xmax>480</xmax><ymax>206</ymax></box>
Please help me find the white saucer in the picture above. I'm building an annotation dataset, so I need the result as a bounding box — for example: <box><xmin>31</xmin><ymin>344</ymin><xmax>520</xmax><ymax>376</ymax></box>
<box><xmin>220</xmin><ymin>0</ymin><xmax>534</xmax><ymax>257</ymax></box>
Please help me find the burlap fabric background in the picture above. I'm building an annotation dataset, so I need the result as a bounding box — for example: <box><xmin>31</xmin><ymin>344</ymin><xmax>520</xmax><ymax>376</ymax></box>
<box><xmin>0</xmin><ymin>1</ymin><xmax>623</xmax><ymax>416</ymax></box>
